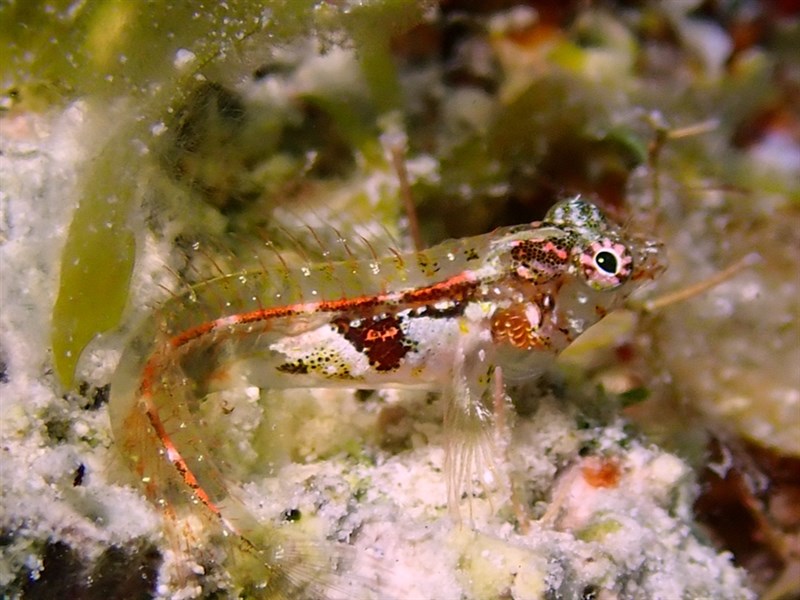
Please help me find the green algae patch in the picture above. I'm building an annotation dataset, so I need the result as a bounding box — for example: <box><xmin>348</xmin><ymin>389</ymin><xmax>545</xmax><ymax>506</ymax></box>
<box><xmin>340</xmin><ymin>0</ymin><xmax>429</xmax><ymax>114</ymax></box>
<box><xmin>452</xmin><ymin>528</ymin><xmax>546</xmax><ymax>600</ymax></box>
<box><xmin>577</xmin><ymin>518</ymin><xmax>623</xmax><ymax>543</ymax></box>
<box><xmin>2</xmin><ymin>1</ymin><xmax>281</xmax><ymax>101</ymax></box>
<box><xmin>50</xmin><ymin>128</ymin><xmax>136</xmax><ymax>387</ymax></box>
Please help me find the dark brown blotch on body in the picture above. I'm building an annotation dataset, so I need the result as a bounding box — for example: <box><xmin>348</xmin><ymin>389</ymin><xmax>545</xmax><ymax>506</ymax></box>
<box><xmin>333</xmin><ymin>314</ymin><xmax>412</xmax><ymax>372</ymax></box>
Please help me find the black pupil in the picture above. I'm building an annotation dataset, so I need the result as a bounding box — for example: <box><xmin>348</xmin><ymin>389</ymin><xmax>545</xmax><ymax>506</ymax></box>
<box><xmin>595</xmin><ymin>250</ymin><xmax>618</xmax><ymax>274</ymax></box>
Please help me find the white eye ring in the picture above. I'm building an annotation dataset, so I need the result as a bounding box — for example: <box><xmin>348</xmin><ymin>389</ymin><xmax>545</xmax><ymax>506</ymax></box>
<box><xmin>577</xmin><ymin>238</ymin><xmax>633</xmax><ymax>290</ymax></box>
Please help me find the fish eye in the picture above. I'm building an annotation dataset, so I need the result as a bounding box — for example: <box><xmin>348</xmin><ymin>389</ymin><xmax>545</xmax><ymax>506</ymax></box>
<box><xmin>576</xmin><ymin>238</ymin><xmax>632</xmax><ymax>290</ymax></box>
<box><xmin>594</xmin><ymin>249</ymin><xmax>619</xmax><ymax>275</ymax></box>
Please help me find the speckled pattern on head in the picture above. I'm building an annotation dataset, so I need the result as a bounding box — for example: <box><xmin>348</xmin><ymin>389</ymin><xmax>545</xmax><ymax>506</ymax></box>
<box><xmin>544</xmin><ymin>195</ymin><xmax>608</xmax><ymax>239</ymax></box>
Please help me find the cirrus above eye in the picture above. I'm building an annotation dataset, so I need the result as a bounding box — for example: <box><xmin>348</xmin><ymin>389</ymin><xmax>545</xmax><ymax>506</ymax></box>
<box><xmin>577</xmin><ymin>238</ymin><xmax>633</xmax><ymax>290</ymax></box>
